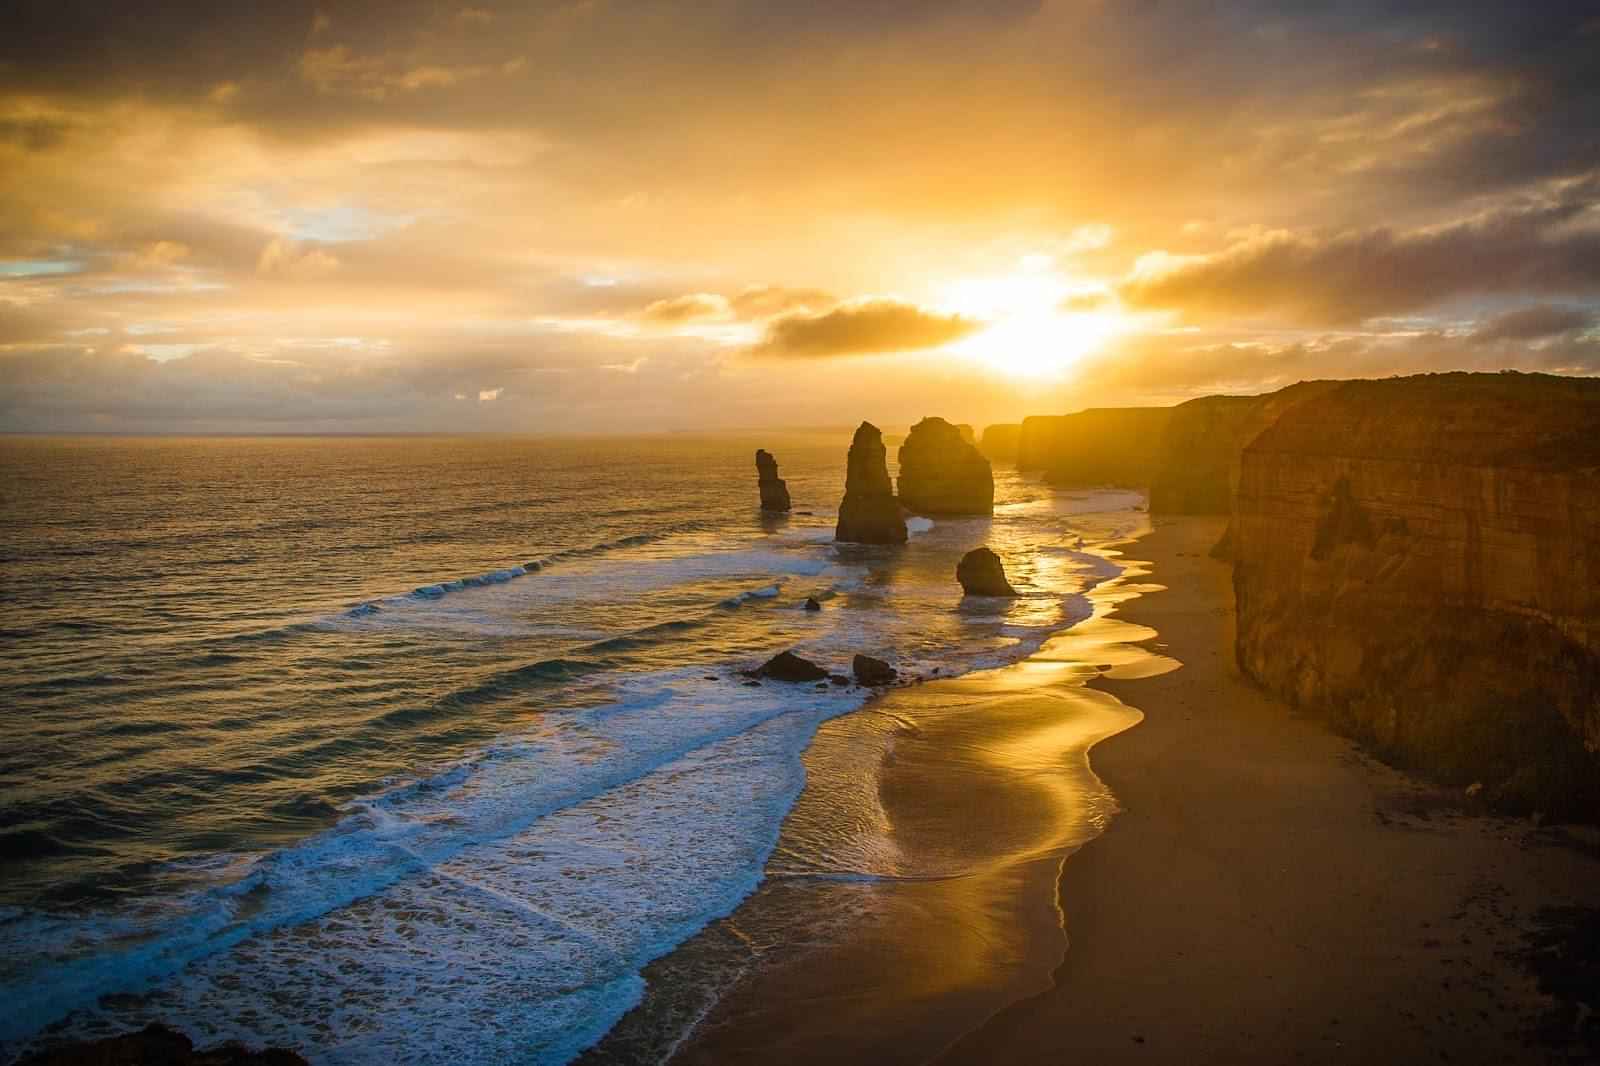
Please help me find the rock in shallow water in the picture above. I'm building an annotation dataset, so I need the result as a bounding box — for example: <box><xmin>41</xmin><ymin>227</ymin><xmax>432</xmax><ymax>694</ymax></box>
<box><xmin>755</xmin><ymin>448</ymin><xmax>791</xmax><ymax>512</ymax></box>
<box><xmin>957</xmin><ymin>547</ymin><xmax>1018</xmax><ymax>597</ymax></box>
<box><xmin>852</xmin><ymin>654</ymin><xmax>898</xmax><ymax>685</ymax></box>
<box><xmin>750</xmin><ymin>650</ymin><xmax>829</xmax><ymax>682</ymax></box>
<box><xmin>15</xmin><ymin>1024</ymin><xmax>308</xmax><ymax>1065</ymax></box>
<box><xmin>834</xmin><ymin>422</ymin><xmax>907</xmax><ymax>544</ymax></box>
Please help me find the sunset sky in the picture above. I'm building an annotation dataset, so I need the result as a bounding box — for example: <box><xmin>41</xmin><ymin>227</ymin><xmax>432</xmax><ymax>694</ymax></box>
<box><xmin>2</xmin><ymin>1</ymin><xmax>1597</xmax><ymax>432</ymax></box>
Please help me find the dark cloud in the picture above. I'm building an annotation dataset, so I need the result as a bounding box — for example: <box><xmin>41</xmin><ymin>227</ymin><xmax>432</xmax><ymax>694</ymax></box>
<box><xmin>1471</xmin><ymin>304</ymin><xmax>1595</xmax><ymax>342</ymax></box>
<box><xmin>753</xmin><ymin>299</ymin><xmax>978</xmax><ymax>358</ymax></box>
<box><xmin>1121</xmin><ymin>177</ymin><xmax>1600</xmax><ymax>324</ymax></box>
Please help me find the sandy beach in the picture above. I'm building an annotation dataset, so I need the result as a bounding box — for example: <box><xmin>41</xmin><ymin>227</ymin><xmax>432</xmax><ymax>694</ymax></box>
<box><xmin>643</xmin><ymin>515</ymin><xmax>1600</xmax><ymax>1065</ymax></box>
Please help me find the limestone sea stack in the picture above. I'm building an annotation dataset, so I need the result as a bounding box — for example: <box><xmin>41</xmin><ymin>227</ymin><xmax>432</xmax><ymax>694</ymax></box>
<box><xmin>896</xmin><ymin>416</ymin><xmax>995</xmax><ymax>516</ymax></box>
<box><xmin>755</xmin><ymin>449</ymin><xmax>791</xmax><ymax>512</ymax></box>
<box><xmin>957</xmin><ymin>547</ymin><xmax>1018</xmax><ymax>596</ymax></box>
<box><xmin>835</xmin><ymin>421</ymin><xmax>907</xmax><ymax>544</ymax></box>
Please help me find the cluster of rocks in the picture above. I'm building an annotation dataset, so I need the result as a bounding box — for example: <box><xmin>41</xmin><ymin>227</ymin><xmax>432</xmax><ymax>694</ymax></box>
<box><xmin>743</xmin><ymin>649</ymin><xmax>899</xmax><ymax>687</ymax></box>
<box><xmin>738</xmin><ymin>419</ymin><xmax>1019</xmax><ymax>696</ymax></box>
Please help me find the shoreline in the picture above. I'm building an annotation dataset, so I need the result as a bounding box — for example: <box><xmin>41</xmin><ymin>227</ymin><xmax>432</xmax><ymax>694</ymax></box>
<box><xmin>623</xmin><ymin>515</ymin><xmax>1600</xmax><ymax>1065</ymax></box>
<box><xmin>585</xmin><ymin>523</ymin><xmax>1174</xmax><ymax>1063</ymax></box>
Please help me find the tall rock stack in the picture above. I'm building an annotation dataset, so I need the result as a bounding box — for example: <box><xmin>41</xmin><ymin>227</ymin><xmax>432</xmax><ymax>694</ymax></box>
<box><xmin>834</xmin><ymin>422</ymin><xmax>907</xmax><ymax>544</ymax></box>
<box><xmin>755</xmin><ymin>449</ymin><xmax>791</xmax><ymax>512</ymax></box>
<box><xmin>896</xmin><ymin>416</ymin><xmax>994</xmax><ymax>515</ymax></box>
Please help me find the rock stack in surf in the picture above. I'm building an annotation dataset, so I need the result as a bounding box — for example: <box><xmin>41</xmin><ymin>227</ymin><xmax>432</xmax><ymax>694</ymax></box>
<box><xmin>834</xmin><ymin>422</ymin><xmax>907</xmax><ymax>544</ymax></box>
<box><xmin>957</xmin><ymin>547</ymin><xmax>1018</xmax><ymax>596</ymax></box>
<box><xmin>896</xmin><ymin>416</ymin><xmax>994</xmax><ymax>516</ymax></box>
<box><xmin>755</xmin><ymin>449</ymin><xmax>791</xmax><ymax>512</ymax></box>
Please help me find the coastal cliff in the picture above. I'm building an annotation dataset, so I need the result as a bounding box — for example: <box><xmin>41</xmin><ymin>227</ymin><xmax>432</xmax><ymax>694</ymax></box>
<box><xmin>1016</xmin><ymin>408</ymin><xmax>1173</xmax><ymax>486</ymax></box>
<box><xmin>1149</xmin><ymin>382</ymin><xmax>1343</xmax><ymax>550</ymax></box>
<box><xmin>1232</xmin><ymin>372</ymin><xmax>1600</xmax><ymax>815</ymax></box>
<box><xmin>1147</xmin><ymin>395</ymin><xmax>1263</xmax><ymax>514</ymax></box>
<box><xmin>978</xmin><ymin>423</ymin><xmax>1020</xmax><ymax>462</ymax></box>
<box><xmin>897</xmin><ymin>417</ymin><xmax>994</xmax><ymax>515</ymax></box>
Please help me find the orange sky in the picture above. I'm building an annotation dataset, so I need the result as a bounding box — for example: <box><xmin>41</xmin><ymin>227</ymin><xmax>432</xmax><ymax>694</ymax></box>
<box><xmin>2</xmin><ymin>2</ymin><xmax>1597</xmax><ymax>432</ymax></box>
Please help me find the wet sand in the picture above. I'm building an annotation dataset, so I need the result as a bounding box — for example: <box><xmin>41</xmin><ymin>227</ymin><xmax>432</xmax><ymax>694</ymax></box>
<box><xmin>584</xmin><ymin>529</ymin><xmax>1174</xmax><ymax>1064</ymax></box>
<box><xmin>643</xmin><ymin>515</ymin><xmax>1600</xmax><ymax>1065</ymax></box>
<box><xmin>941</xmin><ymin>516</ymin><xmax>1600</xmax><ymax>1065</ymax></box>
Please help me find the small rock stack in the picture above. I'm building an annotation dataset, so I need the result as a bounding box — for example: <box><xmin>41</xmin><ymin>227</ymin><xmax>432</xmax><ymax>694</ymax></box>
<box><xmin>957</xmin><ymin>547</ymin><xmax>1018</xmax><ymax>596</ymax></box>
<box><xmin>756</xmin><ymin>449</ymin><xmax>791</xmax><ymax>512</ymax></box>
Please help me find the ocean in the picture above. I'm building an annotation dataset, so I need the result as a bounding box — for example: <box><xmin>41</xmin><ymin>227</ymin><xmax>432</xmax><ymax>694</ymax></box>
<box><xmin>0</xmin><ymin>434</ymin><xmax>1145</xmax><ymax>1064</ymax></box>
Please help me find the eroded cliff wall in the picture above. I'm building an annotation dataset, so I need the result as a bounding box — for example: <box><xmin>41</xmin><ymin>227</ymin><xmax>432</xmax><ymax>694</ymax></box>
<box><xmin>1015</xmin><ymin>408</ymin><xmax>1173</xmax><ymax>485</ymax></box>
<box><xmin>1150</xmin><ymin>382</ymin><xmax>1344</xmax><ymax>517</ymax></box>
<box><xmin>979</xmin><ymin>423</ymin><xmax>1021</xmax><ymax>462</ymax></box>
<box><xmin>1232</xmin><ymin>372</ymin><xmax>1600</xmax><ymax>815</ymax></box>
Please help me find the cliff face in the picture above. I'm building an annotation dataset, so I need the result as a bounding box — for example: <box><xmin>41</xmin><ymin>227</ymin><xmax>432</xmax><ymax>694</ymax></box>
<box><xmin>897</xmin><ymin>416</ymin><xmax>994</xmax><ymax>515</ymax></box>
<box><xmin>1148</xmin><ymin>395</ymin><xmax>1262</xmax><ymax>514</ymax></box>
<box><xmin>835</xmin><ymin>421</ymin><xmax>907</xmax><ymax>544</ymax></box>
<box><xmin>1150</xmin><ymin>382</ymin><xmax>1342</xmax><ymax>519</ymax></box>
<box><xmin>1022</xmin><ymin>407</ymin><xmax>1173</xmax><ymax>486</ymax></box>
<box><xmin>978</xmin><ymin>423</ymin><xmax>1020</xmax><ymax>462</ymax></box>
<box><xmin>1232</xmin><ymin>372</ymin><xmax>1600</xmax><ymax>815</ymax></box>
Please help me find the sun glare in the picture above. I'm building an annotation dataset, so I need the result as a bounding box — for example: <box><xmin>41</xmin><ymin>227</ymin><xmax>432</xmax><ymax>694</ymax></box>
<box><xmin>940</xmin><ymin>270</ymin><xmax>1128</xmax><ymax>379</ymax></box>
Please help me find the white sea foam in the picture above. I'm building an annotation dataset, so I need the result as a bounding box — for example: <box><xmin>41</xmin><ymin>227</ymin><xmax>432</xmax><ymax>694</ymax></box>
<box><xmin>0</xmin><ymin>486</ymin><xmax>1144</xmax><ymax>1065</ymax></box>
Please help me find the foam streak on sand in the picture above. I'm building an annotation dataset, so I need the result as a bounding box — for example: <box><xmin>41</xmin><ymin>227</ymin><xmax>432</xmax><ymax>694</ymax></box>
<box><xmin>588</xmin><ymin>534</ymin><xmax>1178</xmax><ymax>1064</ymax></box>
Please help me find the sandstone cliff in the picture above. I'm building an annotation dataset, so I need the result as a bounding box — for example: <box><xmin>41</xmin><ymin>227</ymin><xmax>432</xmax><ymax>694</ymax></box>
<box><xmin>978</xmin><ymin>423</ymin><xmax>1020</xmax><ymax>462</ymax></box>
<box><xmin>835</xmin><ymin>421</ymin><xmax>907</xmax><ymax>544</ymax></box>
<box><xmin>1232</xmin><ymin>372</ymin><xmax>1600</xmax><ymax>816</ymax></box>
<box><xmin>1150</xmin><ymin>382</ymin><xmax>1342</xmax><ymax>518</ymax></box>
<box><xmin>896</xmin><ymin>416</ymin><xmax>995</xmax><ymax>515</ymax></box>
<box><xmin>1017</xmin><ymin>407</ymin><xmax>1173</xmax><ymax>485</ymax></box>
<box><xmin>755</xmin><ymin>448</ymin><xmax>791</xmax><ymax>512</ymax></box>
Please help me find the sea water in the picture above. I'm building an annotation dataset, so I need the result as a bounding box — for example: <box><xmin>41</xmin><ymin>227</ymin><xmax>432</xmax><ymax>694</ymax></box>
<box><xmin>0</xmin><ymin>434</ymin><xmax>1144</xmax><ymax>1064</ymax></box>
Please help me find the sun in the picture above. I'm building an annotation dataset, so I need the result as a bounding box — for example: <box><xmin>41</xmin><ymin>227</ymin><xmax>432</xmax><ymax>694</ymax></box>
<box><xmin>939</xmin><ymin>269</ymin><xmax>1129</xmax><ymax>379</ymax></box>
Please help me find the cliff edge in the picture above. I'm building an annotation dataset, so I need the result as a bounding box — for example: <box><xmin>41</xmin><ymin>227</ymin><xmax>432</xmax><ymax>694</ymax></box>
<box><xmin>1232</xmin><ymin>372</ymin><xmax>1600</xmax><ymax>816</ymax></box>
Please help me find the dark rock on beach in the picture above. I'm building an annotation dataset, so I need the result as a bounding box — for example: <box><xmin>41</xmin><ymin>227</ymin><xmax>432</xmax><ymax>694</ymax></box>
<box><xmin>852</xmin><ymin>654</ymin><xmax>898</xmax><ymax>685</ymax></box>
<box><xmin>755</xmin><ymin>449</ymin><xmax>791</xmax><ymax>512</ymax></box>
<box><xmin>803</xmin><ymin>596</ymin><xmax>822</xmax><ymax>611</ymax></box>
<box><xmin>835</xmin><ymin>421</ymin><xmax>907</xmax><ymax>544</ymax></box>
<box><xmin>15</xmin><ymin>1024</ymin><xmax>308</xmax><ymax>1065</ymax></box>
<box><xmin>957</xmin><ymin>547</ymin><xmax>1018</xmax><ymax>597</ymax></box>
<box><xmin>896</xmin><ymin>416</ymin><xmax>994</xmax><ymax>516</ymax></box>
<box><xmin>751</xmin><ymin>650</ymin><xmax>829</xmax><ymax>683</ymax></box>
